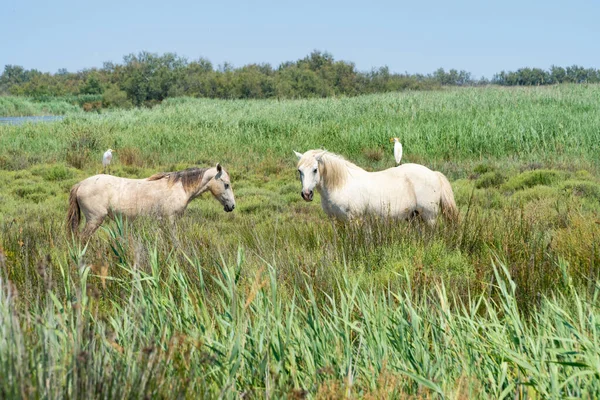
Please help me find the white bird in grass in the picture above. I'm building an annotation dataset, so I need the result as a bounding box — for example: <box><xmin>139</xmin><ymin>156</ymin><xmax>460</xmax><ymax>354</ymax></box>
<box><xmin>102</xmin><ymin>149</ymin><xmax>114</xmax><ymax>173</ymax></box>
<box><xmin>390</xmin><ymin>137</ymin><xmax>403</xmax><ymax>165</ymax></box>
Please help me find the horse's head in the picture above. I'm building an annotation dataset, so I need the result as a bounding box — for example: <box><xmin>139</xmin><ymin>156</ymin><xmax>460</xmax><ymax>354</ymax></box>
<box><xmin>208</xmin><ymin>163</ymin><xmax>236</xmax><ymax>212</ymax></box>
<box><xmin>294</xmin><ymin>150</ymin><xmax>326</xmax><ymax>202</ymax></box>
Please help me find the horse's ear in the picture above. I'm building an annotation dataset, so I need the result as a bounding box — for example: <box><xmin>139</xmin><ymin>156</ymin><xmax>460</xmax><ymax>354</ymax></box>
<box><xmin>293</xmin><ymin>151</ymin><xmax>303</xmax><ymax>160</ymax></box>
<box><xmin>315</xmin><ymin>150</ymin><xmax>327</xmax><ymax>162</ymax></box>
<box><xmin>216</xmin><ymin>163</ymin><xmax>222</xmax><ymax>172</ymax></box>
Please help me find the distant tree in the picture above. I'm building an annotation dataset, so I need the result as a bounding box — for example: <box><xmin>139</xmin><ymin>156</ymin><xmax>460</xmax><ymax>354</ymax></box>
<box><xmin>492</xmin><ymin>68</ymin><xmax>550</xmax><ymax>86</ymax></box>
<box><xmin>15</xmin><ymin>73</ymin><xmax>67</xmax><ymax>97</ymax></box>
<box><xmin>330</xmin><ymin>60</ymin><xmax>358</xmax><ymax>95</ymax></box>
<box><xmin>298</xmin><ymin>50</ymin><xmax>335</xmax><ymax>71</ymax></box>
<box><xmin>218</xmin><ymin>62</ymin><xmax>235</xmax><ymax>73</ymax></box>
<box><xmin>491</xmin><ymin>71</ymin><xmax>506</xmax><ymax>85</ymax></box>
<box><xmin>367</xmin><ymin>66</ymin><xmax>392</xmax><ymax>92</ymax></box>
<box><xmin>564</xmin><ymin>65</ymin><xmax>598</xmax><ymax>83</ymax></box>
<box><xmin>550</xmin><ymin>65</ymin><xmax>566</xmax><ymax>83</ymax></box>
<box><xmin>586</xmin><ymin>68</ymin><xmax>600</xmax><ymax>83</ymax></box>
<box><xmin>169</xmin><ymin>58</ymin><xmax>215</xmax><ymax>97</ymax></box>
<box><xmin>276</xmin><ymin>65</ymin><xmax>332</xmax><ymax>98</ymax></box>
<box><xmin>0</xmin><ymin>65</ymin><xmax>42</xmax><ymax>93</ymax></box>
<box><xmin>1</xmin><ymin>65</ymin><xmax>27</xmax><ymax>86</ymax></box>
<box><xmin>193</xmin><ymin>58</ymin><xmax>214</xmax><ymax>73</ymax></box>
<box><xmin>120</xmin><ymin>51</ymin><xmax>188</xmax><ymax>105</ymax></box>
<box><xmin>102</xmin><ymin>62</ymin><xmax>116</xmax><ymax>72</ymax></box>
<box><xmin>80</xmin><ymin>73</ymin><xmax>103</xmax><ymax>95</ymax></box>
<box><xmin>476</xmin><ymin>76</ymin><xmax>490</xmax><ymax>86</ymax></box>
<box><xmin>456</xmin><ymin>70</ymin><xmax>473</xmax><ymax>85</ymax></box>
<box><xmin>433</xmin><ymin>68</ymin><xmax>473</xmax><ymax>85</ymax></box>
<box><xmin>433</xmin><ymin>68</ymin><xmax>448</xmax><ymax>85</ymax></box>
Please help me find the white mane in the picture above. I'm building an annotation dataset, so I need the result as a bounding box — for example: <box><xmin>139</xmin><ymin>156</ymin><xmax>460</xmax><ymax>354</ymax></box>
<box><xmin>300</xmin><ymin>150</ymin><xmax>363</xmax><ymax>190</ymax></box>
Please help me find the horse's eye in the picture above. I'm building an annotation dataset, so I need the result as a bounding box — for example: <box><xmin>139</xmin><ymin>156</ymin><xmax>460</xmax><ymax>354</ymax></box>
<box><xmin>224</xmin><ymin>183</ymin><xmax>230</xmax><ymax>189</ymax></box>
<box><xmin>313</xmin><ymin>168</ymin><xmax>318</xmax><ymax>174</ymax></box>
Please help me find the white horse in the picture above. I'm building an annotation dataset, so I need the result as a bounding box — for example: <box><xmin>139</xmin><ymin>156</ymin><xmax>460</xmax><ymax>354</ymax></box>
<box><xmin>294</xmin><ymin>150</ymin><xmax>457</xmax><ymax>225</ymax></box>
<box><xmin>67</xmin><ymin>163</ymin><xmax>235</xmax><ymax>239</ymax></box>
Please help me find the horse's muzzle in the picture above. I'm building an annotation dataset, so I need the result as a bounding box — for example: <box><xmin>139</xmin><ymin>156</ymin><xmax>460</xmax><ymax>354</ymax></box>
<box><xmin>224</xmin><ymin>204</ymin><xmax>235</xmax><ymax>212</ymax></box>
<box><xmin>301</xmin><ymin>190</ymin><xmax>314</xmax><ymax>202</ymax></box>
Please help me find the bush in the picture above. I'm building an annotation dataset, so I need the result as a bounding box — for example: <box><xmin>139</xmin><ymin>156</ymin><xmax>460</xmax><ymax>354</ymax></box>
<box><xmin>82</xmin><ymin>101</ymin><xmax>102</xmax><ymax>112</ymax></box>
<box><xmin>31</xmin><ymin>164</ymin><xmax>74</xmax><ymax>181</ymax></box>
<box><xmin>473</xmin><ymin>163</ymin><xmax>495</xmax><ymax>174</ymax></box>
<box><xmin>102</xmin><ymin>86</ymin><xmax>133</xmax><ymax>109</ymax></box>
<box><xmin>503</xmin><ymin>169</ymin><xmax>563</xmax><ymax>191</ymax></box>
<box><xmin>12</xmin><ymin>183</ymin><xmax>53</xmax><ymax>202</ymax></box>
<box><xmin>475</xmin><ymin>171</ymin><xmax>506</xmax><ymax>189</ymax></box>
<box><xmin>561</xmin><ymin>180</ymin><xmax>600</xmax><ymax>200</ymax></box>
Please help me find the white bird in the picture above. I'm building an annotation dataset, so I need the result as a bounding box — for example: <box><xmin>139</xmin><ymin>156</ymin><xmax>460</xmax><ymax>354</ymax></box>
<box><xmin>102</xmin><ymin>149</ymin><xmax>114</xmax><ymax>173</ymax></box>
<box><xmin>390</xmin><ymin>137</ymin><xmax>403</xmax><ymax>165</ymax></box>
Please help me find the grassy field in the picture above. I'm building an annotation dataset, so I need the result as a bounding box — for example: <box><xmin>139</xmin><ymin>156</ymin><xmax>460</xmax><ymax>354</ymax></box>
<box><xmin>1</xmin><ymin>85</ymin><xmax>600</xmax><ymax>398</ymax></box>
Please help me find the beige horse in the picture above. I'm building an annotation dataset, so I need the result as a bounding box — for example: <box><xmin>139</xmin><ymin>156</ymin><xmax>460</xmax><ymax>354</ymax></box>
<box><xmin>67</xmin><ymin>163</ymin><xmax>235</xmax><ymax>238</ymax></box>
<box><xmin>294</xmin><ymin>150</ymin><xmax>457</xmax><ymax>226</ymax></box>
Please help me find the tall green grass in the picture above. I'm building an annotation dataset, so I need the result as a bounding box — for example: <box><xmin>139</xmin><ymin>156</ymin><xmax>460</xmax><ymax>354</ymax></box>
<box><xmin>0</xmin><ymin>96</ymin><xmax>82</xmax><ymax>117</ymax></box>
<box><xmin>1</xmin><ymin>234</ymin><xmax>599</xmax><ymax>398</ymax></box>
<box><xmin>1</xmin><ymin>85</ymin><xmax>600</xmax><ymax>168</ymax></box>
<box><xmin>1</xmin><ymin>85</ymin><xmax>600</xmax><ymax>397</ymax></box>
<box><xmin>30</xmin><ymin>94</ymin><xmax>103</xmax><ymax>107</ymax></box>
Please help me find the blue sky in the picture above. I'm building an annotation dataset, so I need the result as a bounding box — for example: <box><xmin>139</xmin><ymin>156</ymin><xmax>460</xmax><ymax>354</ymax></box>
<box><xmin>1</xmin><ymin>0</ymin><xmax>598</xmax><ymax>78</ymax></box>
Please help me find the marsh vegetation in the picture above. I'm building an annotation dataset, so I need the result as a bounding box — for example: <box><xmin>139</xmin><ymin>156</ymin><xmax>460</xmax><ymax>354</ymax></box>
<box><xmin>1</xmin><ymin>85</ymin><xmax>600</xmax><ymax>398</ymax></box>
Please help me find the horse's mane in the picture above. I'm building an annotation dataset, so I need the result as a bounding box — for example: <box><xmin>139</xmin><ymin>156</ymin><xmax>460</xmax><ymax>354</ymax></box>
<box><xmin>147</xmin><ymin>167</ymin><xmax>208</xmax><ymax>194</ymax></box>
<box><xmin>300</xmin><ymin>150</ymin><xmax>362</xmax><ymax>190</ymax></box>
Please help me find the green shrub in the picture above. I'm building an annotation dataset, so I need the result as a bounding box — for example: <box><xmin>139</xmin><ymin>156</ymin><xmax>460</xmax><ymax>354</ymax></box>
<box><xmin>511</xmin><ymin>185</ymin><xmax>559</xmax><ymax>203</ymax></box>
<box><xmin>102</xmin><ymin>86</ymin><xmax>133</xmax><ymax>109</ymax></box>
<box><xmin>473</xmin><ymin>163</ymin><xmax>495</xmax><ymax>174</ymax></box>
<box><xmin>503</xmin><ymin>169</ymin><xmax>563</xmax><ymax>191</ymax></box>
<box><xmin>561</xmin><ymin>180</ymin><xmax>600</xmax><ymax>200</ymax></box>
<box><xmin>31</xmin><ymin>164</ymin><xmax>73</xmax><ymax>181</ymax></box>
<box><xmin>575</xmin><ymin>170</ymin><xmax>595</xmax><ymax>180</ymax></box>
<box><xmin>475</xmin><ymin>171</ymin><xmax>506</xmax><ymax>188</ymax></box>
<box><xmin>12</xmin><ymin>183</ymin><xmax>53</xmax><ymax>202</ymax></box>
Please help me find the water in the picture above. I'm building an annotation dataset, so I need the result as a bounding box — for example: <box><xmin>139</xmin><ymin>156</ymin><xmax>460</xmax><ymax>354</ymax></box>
<box><xmin>0</xmin><ymin>115</ymin><xmax>65</xmax><ymax>125</ymax></box>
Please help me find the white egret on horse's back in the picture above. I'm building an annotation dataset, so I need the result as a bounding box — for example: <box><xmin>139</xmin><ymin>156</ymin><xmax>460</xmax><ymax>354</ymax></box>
<box><xmin>67</xmin><ymin>163</ymin><xmax>236</xmax><ymax>239</ymax></box>
<box><xmin>294</xmin><ymin>149</ymin><xmax>457</xmax><ymax>226</ymax></box>
<box><xmin>390</xmin><ymin>138</ymin><xmax>402</xmax><ymax>165</ymax></box>
<box><xmin>103</xmin><ymin>149</ymin><xmax>114</xmax><ymax>173</ymax></box>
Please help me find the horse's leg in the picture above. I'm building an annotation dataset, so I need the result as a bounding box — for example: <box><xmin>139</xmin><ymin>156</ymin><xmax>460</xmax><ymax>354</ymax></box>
<box><xmin>81</xmin><ymin>216</ymin><xmax>106</xmax><ymax>240</ymax></box>
<box><xmin>419</xmin><ymin>208</ymin><xmax>438</xmax><ymax>229</ymax></box>
<box><xmin>165</xmin><ymin>213</ymin><xmax>182</xmax><ymax>247</ymax></box>
<box><xmin>80</xmin><ymin>207</ymin><xmax>107</xmax><ymax>240</ymax></box>
<box><xmin>424</xmin><ymin>217</ymin><xmax>437</xmax><ymax>228</ymax></box>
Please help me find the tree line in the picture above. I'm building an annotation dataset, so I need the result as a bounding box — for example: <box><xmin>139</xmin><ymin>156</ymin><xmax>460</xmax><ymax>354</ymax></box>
<box><xmin>1</xmin><ymin>50</ymin><xmax>599</xmax><ymax>109</ymax></box>
<box><xmin>491</xmin><ymin>66</ymin><xmax>600</xmax><ymax>86</ymax></box>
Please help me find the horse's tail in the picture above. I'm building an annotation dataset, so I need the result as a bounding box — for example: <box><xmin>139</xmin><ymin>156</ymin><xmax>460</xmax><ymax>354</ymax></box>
<box><xmin>67</xmin><ymin>183</ymin><xmax>81</xmax><ymax>236</ymax></box>
<box><xmin>436</xmin><ymin>172</ymin><xmax>459</xmax><ymax>222</ymax></box>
